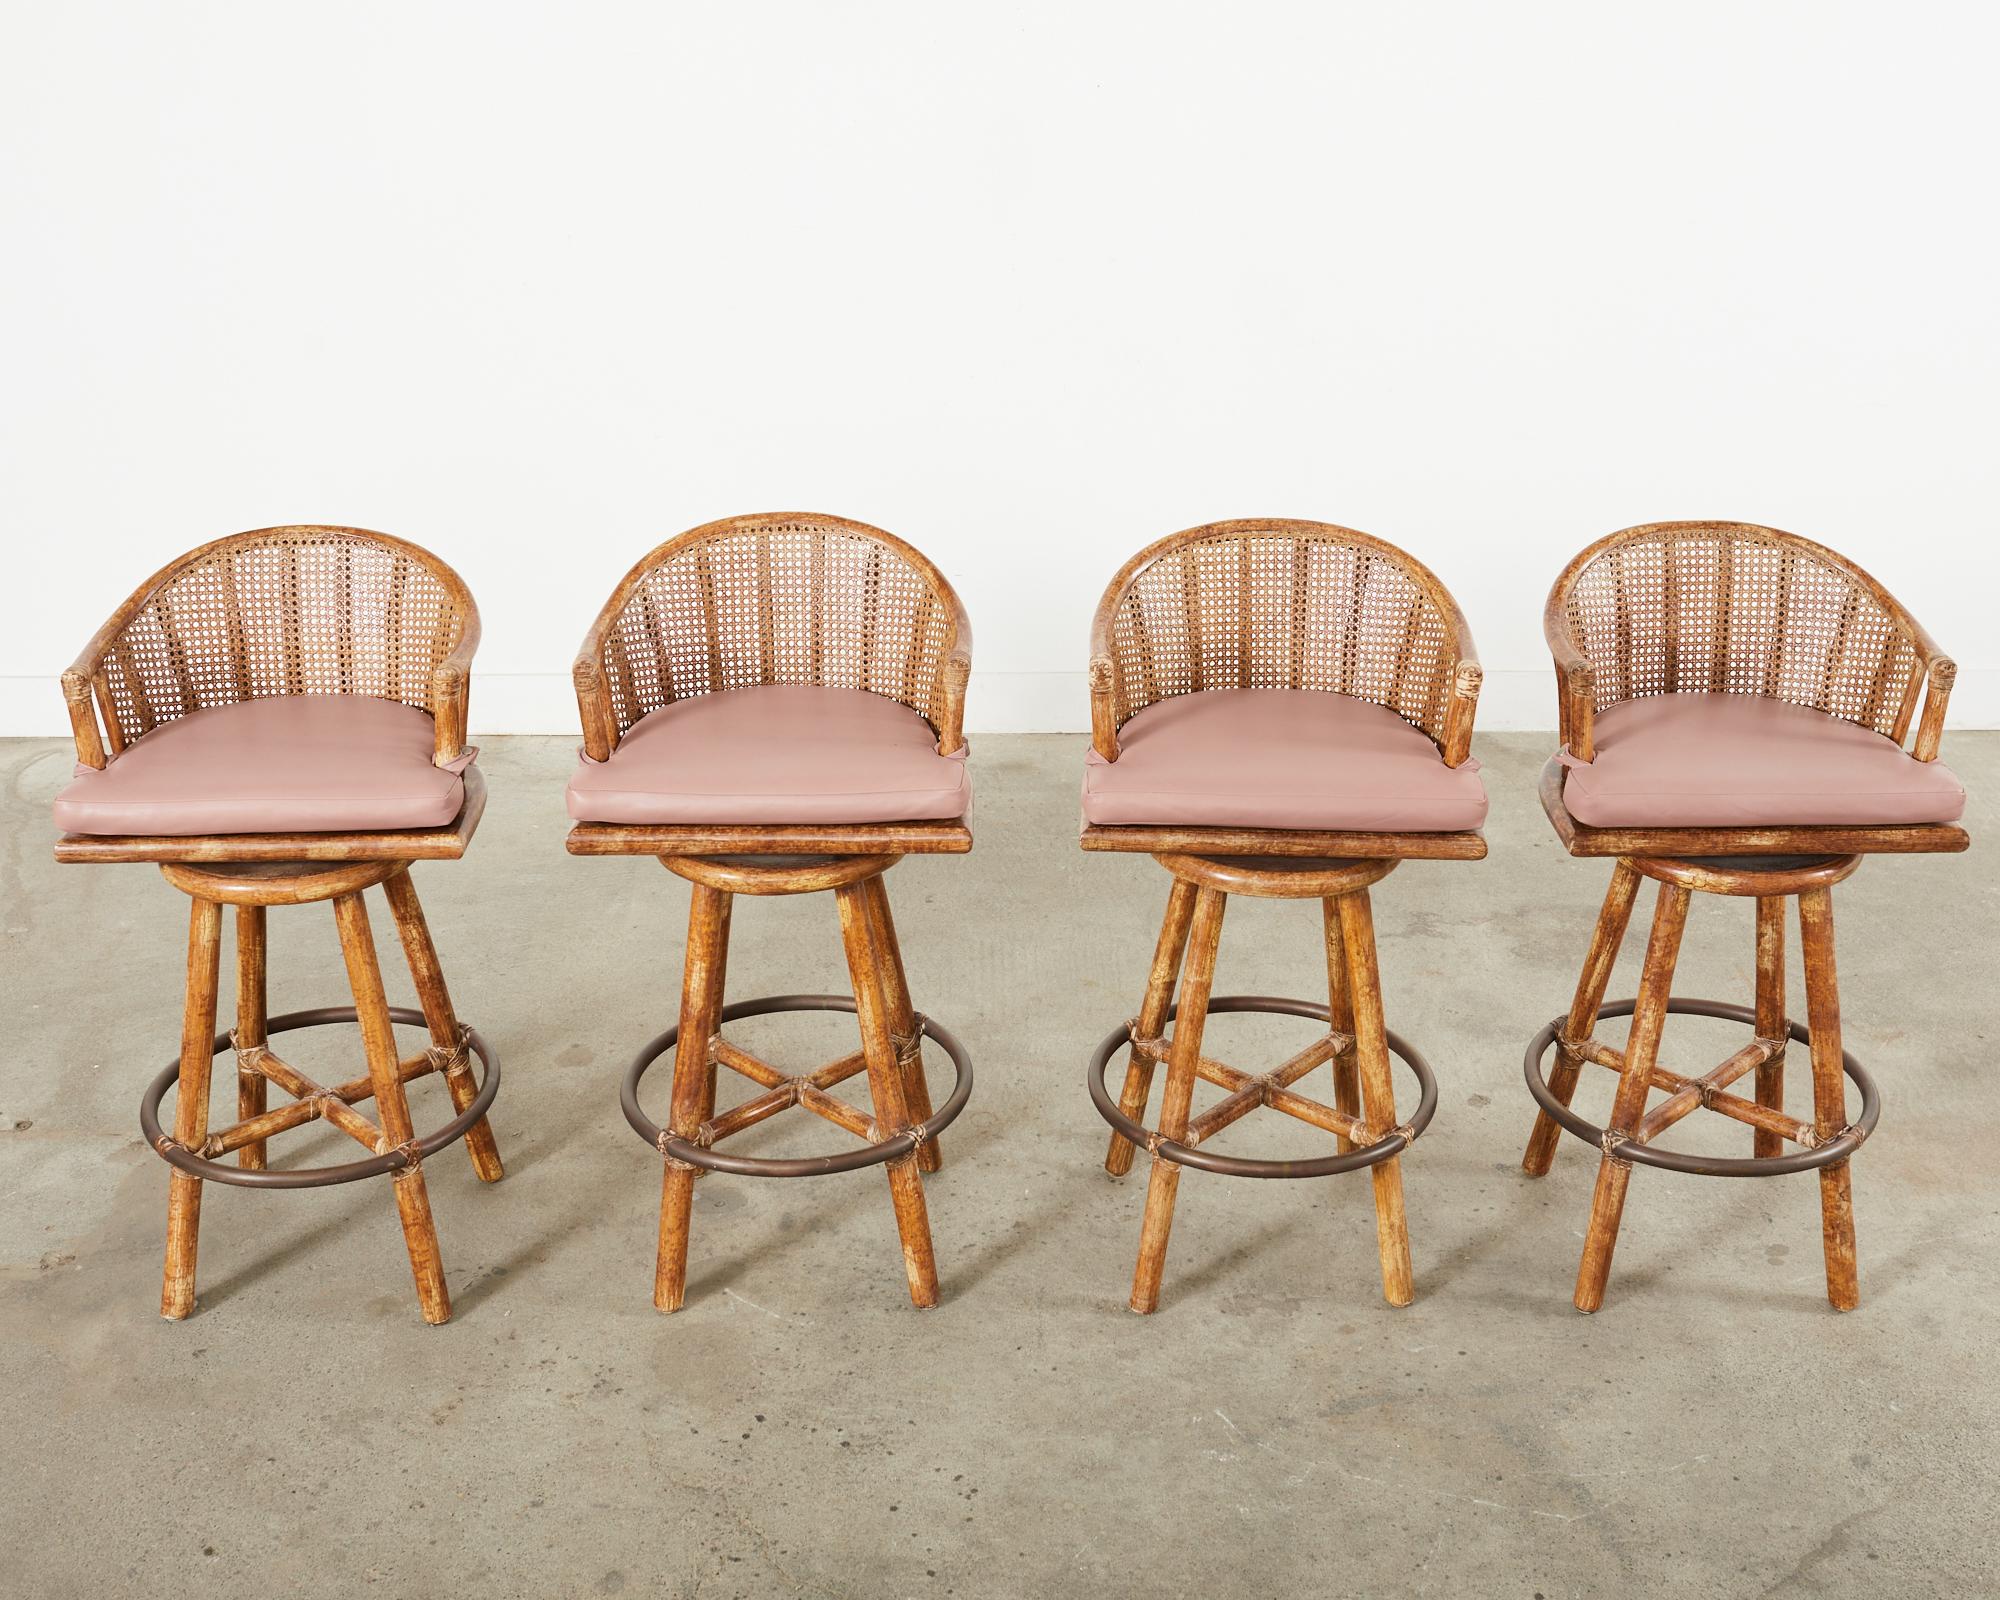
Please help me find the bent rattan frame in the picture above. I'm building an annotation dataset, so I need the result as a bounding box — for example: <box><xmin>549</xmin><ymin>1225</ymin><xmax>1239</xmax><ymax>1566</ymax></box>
<box><xmin>143</xmin><ymin>1005</ymin><xmax>500</xmax><ymax>1188</ymax></box>
<box><xmin>1546</xmin><ymin>519</ymin><xmax>1954</xmax><ymax>769</ymax></box>
<box><xmin>1088</xmin><ymin>995</ymin><xmax>1436</xmax><ymax>1179</ymax></box>
<box><xmin>571</xmin><ymin>510</ymin><xmax>973</xmax><ymax>761</ymax></box>
<box><xmin>1087</xmin><ymin>517</ymin><xmax>1483</xmax><ymax>769</ymax></box>
<box><xmin>60</xmin><ymin>523</ymin><xmax>480</xmax><ymax>771</ymax></box>
<box><xmin>623</xmin><ymin>994</ymin><xmax>971</xmax><ymax>1177</ymax></box>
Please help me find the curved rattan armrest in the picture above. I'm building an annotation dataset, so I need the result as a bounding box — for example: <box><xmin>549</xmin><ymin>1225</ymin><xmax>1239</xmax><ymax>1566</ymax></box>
<box><xmin>428</xmin><ymin>604</ymin><xmax>480</xmax><ymax>766</ymax></box>
<box><xmin>1543</xmin><ymin>582</ymin><xmax>1599</xmax><ymax>762</ymax></box>
<box><xmin>1440</xmin><ymin>606</ymin><xmax>1483</xmax><ymax>769</ymax></box>
<box><xmin>937</xmin><ymin>601</ymin><xmax>973</xmax><ymax>758</ymax></box>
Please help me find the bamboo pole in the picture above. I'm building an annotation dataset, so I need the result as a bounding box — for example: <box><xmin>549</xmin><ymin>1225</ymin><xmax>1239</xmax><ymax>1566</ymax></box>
<box><xmin>1798</xmin><ymin>888</ymin><xmax>1860</xmax><ymax>1311</ymax></box>
<box><xmin>1106</xmin><ymin>879</ymin><xmax>1197</xmax><ymax>1177</ymax></box>
<box><xmin>655</xmin><ymin>884</ymin><xmax>732</xmax><ymax>1313</ymax></box>
<box><xmin>161</xmin><ymin>896</ymin><xmax>222</xmax><ymax>1320</ymax></box>
<box><xmin>1130</xmin><ymin>886</ymin><xmax>1226</xmax><ymax>1313</ymax></box>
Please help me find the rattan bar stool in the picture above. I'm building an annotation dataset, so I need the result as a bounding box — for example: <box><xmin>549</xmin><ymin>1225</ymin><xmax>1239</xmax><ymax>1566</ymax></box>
<box><xmin>566</xmin><ymin>512</ymin><xmax>974</xmax><ymax>1312</ymax></box>
<box><xmin>1521</xmin><ymin>521</ymin><xmax>1968</xmax><ymax>1312</ymax></box>
<box><xmin>52</xmin><ymin>526</ymin><xmax>504</xmax><ymax>1324</ymax></box>
<box><xmin>1081</xmin><ymin>520</ymin><xmax>1486</xmax><ymax>1312</ymax></box>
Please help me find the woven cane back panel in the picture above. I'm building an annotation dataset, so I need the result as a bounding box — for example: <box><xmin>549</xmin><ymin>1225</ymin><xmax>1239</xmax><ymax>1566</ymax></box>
<box><xmin>1565</xmin><ymin>527</ymin><xmax>1920</xmax><ymax>735</ymax></box>
<box><xmin>96</xmin><ymin>531</ymin><xmax>465</xmax><ymax>747</ymax></box>
<box><xmin>1107</xmin><ymin>532</ymin><xmax>1459</xmax><ymax>744</ymax></box>
<box><xmin>600</xmin><ymin>521</ymin><xmax>955</xmax><ymax>737</ymax></box>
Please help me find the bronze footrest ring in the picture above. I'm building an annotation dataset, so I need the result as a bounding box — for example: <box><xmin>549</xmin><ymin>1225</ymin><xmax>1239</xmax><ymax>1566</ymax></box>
<box><xmin>1087</xmin><ymin>995</ymin><xmax>1439</xmax><ymax>1179</ymax></box>
<box><xmin>622</xmin><ymin>994</ymin><xmax>973</xmax><ymax>1177</ymax></box>
<box><xmin>139</xmin><ymin>1007</ymin><xmax>500</xmax><ymax>1189</ymax></box>
<box><xmin>1524</xmin><ymin>997</ymin><xmax>1878</xmax><ymax>1177</ymax></box>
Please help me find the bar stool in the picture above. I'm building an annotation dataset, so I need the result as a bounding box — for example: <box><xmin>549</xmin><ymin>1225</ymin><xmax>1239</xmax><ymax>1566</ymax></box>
<box><xmin>566</xmin><ymin>512</ymin><xmax>974</xmax><ymax>1312</ymax></box>
<box><xmin>1080</xmin><ymin>519</ymin><xmax>1486</xmax><ymax>1312</ymax></box>
<box><xmin>52</xmin><ymin>526</ymin><xmax>504</xmax><ymax>1324</ymax></box>
<box><xmin>1521</xmin><ymin>521</ymin><xmax>1968</xmax><ymax>1311</ymax></box>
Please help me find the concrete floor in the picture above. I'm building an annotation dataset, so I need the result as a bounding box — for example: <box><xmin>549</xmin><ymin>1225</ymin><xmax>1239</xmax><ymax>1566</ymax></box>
<box><xmin>1</xmin><ymin>731</ymin><xmax>1996</xmax><ymax>1598</ymax></box>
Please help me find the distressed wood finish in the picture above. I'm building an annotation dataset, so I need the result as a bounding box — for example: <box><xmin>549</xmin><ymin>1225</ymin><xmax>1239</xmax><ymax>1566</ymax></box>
<box><xmin>1110</xmin><ymin>853</ymin><xmax>1431</xmax><ymax>1313</ymax></box>
<box><xmin>575</xmin><ymin>516</ymin><xmax>975</xmax><ymax>1312</ymax></box>
<box><xmin>58</xmin><ymin>527</ymin><xmax>499</xmax><ymax>1323</ymax></box>
<box><xmin>147</xmin><ymin>861</ymin><xmax>502</xmax><ymax>1321</ymax></box>
<box><xmin>569</xmin><ymin>817</ymin><xmax>970</xmax><ymax>859</ymax></box>
<box><xmin>1529</xmin><ymin>522</ymin><xmax>1959</xmax><ymax>1311</ymax></box>
<box><xmin>1088</xmin><ymin>520</ymin><xmax>1481</xmax><ymax>1312</ymax></box>
<box><xmin>161</xmin><ymin>897</ymin><xmax>223</xmax><ymax>1319</ymax></box>
<box><xmin>645</xmin><ymin>853</ymin><xmax>958</xmax><ymax>1311</ymax></box>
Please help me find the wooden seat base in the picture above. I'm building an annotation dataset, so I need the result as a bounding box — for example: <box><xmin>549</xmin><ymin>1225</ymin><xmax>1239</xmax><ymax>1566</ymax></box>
<box><xmin>1521</xmin><ymin>853</ymin><xmax>1876</xmax><ymax>1313</ymax></box>
<box><xmin>143</xmin><ymin>859</ymin><xmax>504</xmax><ymax>1325</ymax></box>
<box><xmin>1097</xmin><ymin>853</ymin><xmax>1441</xmax><ymax>1313</ymax></box>
<box><xmin>639</xmin><ymin>853</ymin><xmax>966</xmax><ymax>1312</ymax></box>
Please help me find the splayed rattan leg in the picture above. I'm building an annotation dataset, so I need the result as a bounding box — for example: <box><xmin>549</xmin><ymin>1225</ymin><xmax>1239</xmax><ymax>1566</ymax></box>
<box><xmin>655</xmin><ymin>883</ymin><xmax>732</xmax><ymax>1313</ymax></box>
<box><xmin>1337</xmin><ymin>887</ymin><xmax>1414</xmax><ymax>1307</ymax></box>
<box><xmin>234</xmin><ymin>905</ymin><xmax>268</xmax><ymax>1172</ymax></box>
<box><xmin>1574</xmin><ymin>882</ymin><xmax>1690</xmax><ymax>1313</ymax></box>
<box><xmin>1130</xmin><ymin>886</ymin><xmax>1226</xmax><ymax>1314</ymax></box>
<box><xmin>863</xmin><ymin>874</ymin><xmax>940</xmax><ymax>1174</ymax></box>
<box><xmin>1106</xmin><ymin>879</ymin><xmax>1197</xmax><ymax>1177</ymax></box>
<box><xmin>333</xmin><ymin>891</ymin><xmax>451</xmax><ymax>1325</ymax></box>
<box><xmin>1321</xmin><ymin>897</ymin><xmax>1360</xmax><ymax>1154</ymax></box>
<box><xmin>162</xmin><ymin>897</ymin><xmax>223</xmax><ymax>1320</ymax></box>
<box><xmin>383</xmin><ymin>867</ymin><xmax>504</xmax><ymax>1183</ymax></box>
<box><xmin>1753</xmin><ymin>895</ymin><xmax>1787</xmax><ymax>1161</ymax></box>
<box><xmin>1798</xmin><ymin>887</ymin><xmax>1859</xmax><ymax>1311</ymax></box>
<box><xmin>1525</xmin><ymin>861</ymin><xmax>1641</xmax><ymax>1177</ymax></box>
<box><xmin>837</xmin><ymin>879</ymin><xmax>941</xmax><ymax>1308</ymax></box>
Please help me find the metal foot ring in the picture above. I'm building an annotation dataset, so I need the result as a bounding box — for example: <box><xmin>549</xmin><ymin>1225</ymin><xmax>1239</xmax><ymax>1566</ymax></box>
<box><xmin>140</xmin><ymin>1006</ymin><xmax>500</xmax><ymax>1189</ymax></box>
<box><xmin>1524</xmin><ymin>996</ymin><xmax>1878</xmax><ymax>1177</ymax></box>
<box><xmin>1088</xmin><ymin>995</ymin><xmax>1438</xmax><ymax>1179</ymax></box>
<box><xmin>622</xmin><ymin>994</ymin><xmax>973</xmax><ymax>1178</ymax></box>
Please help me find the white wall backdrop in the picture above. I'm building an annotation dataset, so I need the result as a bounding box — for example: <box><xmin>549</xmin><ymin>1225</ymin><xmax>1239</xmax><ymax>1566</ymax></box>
<box><xmin>4</xmin><ymin>2</ymin><xmax>1995</xmax><ymax>736</ymax></box>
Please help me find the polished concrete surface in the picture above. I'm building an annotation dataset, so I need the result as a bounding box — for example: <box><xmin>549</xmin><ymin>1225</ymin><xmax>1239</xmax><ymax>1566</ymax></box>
<box><xmin>2</xmin><ymin>731</ymin><xmax>1995</xmax><ymax>1598</ymax></box>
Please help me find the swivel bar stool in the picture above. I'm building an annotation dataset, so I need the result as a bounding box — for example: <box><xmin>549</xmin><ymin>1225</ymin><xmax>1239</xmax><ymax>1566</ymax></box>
<box><xmin>1522</xmin><ymin>521</ymin><xmax>1967</xmax><ymax>1311</ymax></box>
<box><xmin>1081</xmin><ymin>520</ymin><xmax>1486</xmax><ymax>1312</ymax></box>
<box><xmin>567</xmin><ymin>512</ymin><xmax>974</xmax><ymax>1312</ymax></box>
<box><xmin>52</xmin><ymin>526</ymin><xmax>504</xmax><ymax>1324</ymax></box>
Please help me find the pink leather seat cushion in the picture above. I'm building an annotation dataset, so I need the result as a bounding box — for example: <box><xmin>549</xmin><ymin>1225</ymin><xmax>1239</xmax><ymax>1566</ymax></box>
<box><xmin>1081</xmin><ymin>688</ymin><xmax>1487</xmax><ymax>832</ymax></box>
<box><xmin>1563</xmin><ymin>693</ymin><xmax>1966</xmax><ymax>828</ymax></box>
<box><xmin>52</xmin><ymin>696</ymin><xmax>466</xmax><ymax>837</ymax></box>
<box><xmin>566</xmin><ymin>685</ymin><xmax>970</xmax><ymax>825</ymax></box>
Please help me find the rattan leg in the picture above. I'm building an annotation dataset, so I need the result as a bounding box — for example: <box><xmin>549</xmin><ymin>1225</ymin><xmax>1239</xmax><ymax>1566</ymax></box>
<box><xmin>1106</xmin><ymin>878</ymin><xmax>1197</xmax><ymax>1178</ymax></box>
<box><xmin>1574</xmin><ymin>882</ymin><xmax>1691</xmax><ymax>1313</ymax></box>
<box><xmin>1798</xmin><ymin>887</ymin><xmax>1860</xmax><ymax>1311</ymax></box>
<box><xmin>1130</xmin><ymin>886</ymin><xmax>1226</xmax><ymax>1314</ymax></box>
<box><xmin>1321</xmin><ymin>897</ymin><xmax>1360</xmax><ymax>1154</ymax></box>
<box><xmin>234</xmin><ymin>905</ymin><xmax>268</xmax><ymax>1172</ymax></box>
<box><xmin>1337</xmin><ymin>887</ymin><xmax>1414</xmax><ymax>1308</ymax></box>
<box><xmin>161</xmin><ymin>897</ymin><xmax>223</xmax><ymax>1320</ymax></box>
<box><xmin>1524</xmin><ymin>861</ymin><xmax>1641</xmax><ymax>1177</ymax></box>
<box><xmin>862</xmin><ymin>874</ymin><xmax>940</xmax><ymax>1174</ymax></box>
<box><xmin>383</xmin><ymin>868</ymin><xmax>504</xmax><ymax>1183</ymax></box>
<box><xmin>837</xmin><ymin>880</ymin><xmax>941</xmax><ymax>1308</ymax></box>
<box><xmin>1753</xmin><ymin>895</ymin><xmax>1787</xmax><ymax>1161</ymax></box>
<box><xmin>332</xmin><ymin>891</ymin><xmax>451</xmax><ymax>1326</ymax></box>
<box><xmin>655</xmin><ymin>883</ymin><xmax>732</xmax><ymax>1313</ymax></box>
